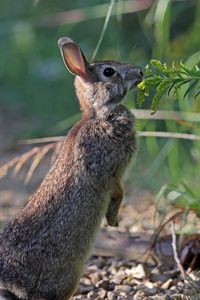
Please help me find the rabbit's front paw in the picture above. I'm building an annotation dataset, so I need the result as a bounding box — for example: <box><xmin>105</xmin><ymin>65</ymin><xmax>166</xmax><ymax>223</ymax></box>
<box><xmin>106</xmin><ymin>213</ymin><xmax>119</xmax><ymax>227</ymax></box>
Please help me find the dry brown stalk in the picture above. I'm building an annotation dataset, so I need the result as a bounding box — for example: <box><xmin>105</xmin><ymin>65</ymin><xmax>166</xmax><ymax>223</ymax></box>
<box><xmin>0</xmin><ymin>142</ymin><xmax>60</xmax><ymax>182</ymax></box>
<box><xmin>24</xmin><ymin>143</ymin><xmax>57</xmax><ymax>184</ymax></box>
<box><xmin>0</xmin><ymin>147</ymin><xmax>40</xmax><ymax>179</ymax></box>
<box><xmin>144</xmin><ymin>211</ymin><xmax>183</xmax><ymax>265</ymax></box>
<box><xmin>50</xmin><ymin>141</ymin><xmax>63</xmax><ymax>165</ymax></box>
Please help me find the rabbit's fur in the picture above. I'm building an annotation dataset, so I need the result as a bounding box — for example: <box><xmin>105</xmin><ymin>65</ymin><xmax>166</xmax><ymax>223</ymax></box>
<box><xmin>0</xmin><ymin>37</ymin><xmax>143</xmax><ymax>300</ymax></box>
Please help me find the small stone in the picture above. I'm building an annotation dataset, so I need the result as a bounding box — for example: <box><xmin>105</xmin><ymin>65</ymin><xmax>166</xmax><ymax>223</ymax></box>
<box><xmin>126</xmin><ymin>264</ymin><xmax>146</xmax><ymax>279</ymax></box>
<box><xmin>129</xmin><ymin>224</ymin><xmax>140</xmax><ymax>233</ymax></box>
<box><xmin>177</xmin><ymin>281</ymin><xmax>184</xmax><ymax>292</ymax></box>
<box><xmin>144</xmin><ymin>281</ymin><xmax>154</xmax><ymax>289</ymax></box>
<box><xmin>114</xmin><ymin>284</ymin><xmax>133</xmax><ymax>292</ymax></box>
<box><xmin>96</xmin><ymin>279</ymin><xmax>110</xmax><ymax>289</ymax></box>
<box><xmin>108</xmin><ymin>282</ymin><xmax>116</xmax><ymax>291</ymax></box>
<box><xmin>129</xmin><ymin>278</ymin><xmax>142</xmax><ymax>286</ymax></box>
<box><xmin>113</xmin><ymin>270</ymin><xmax>126</xmax><ymax>284</ymax></box>
<box><xmin>79</xmin><ymin>284</ymin><xmax>94</xmax><ymax>294</ymax></box>
<box><xmin>87</xmin><ymin>291</ymin><xmax>99</xmax><ymax>299</ymax></box>
<box><xmin>98</xmin><ymin>289</ymin><xmax>107</xmax><ymax>298</ymax></box>
<box><xmin>89</xmin><ymin>272</ymin><xmax>103</xmax><ymax>285</ymax></box>
<box><xmin>101</xmin><ymin>270</ymin><xmax>109</xmax><ymax>277</ymax></box>
<box><xmin>150</xmin><ymin>268</ymin><xmax>169</xmax><ymax>283</ymax></box>
<box><xmin>122</xmin><ymin>284</ymin><xmax>133</xmax><ymax>293</ymax></box>
<box><xmin>161</xmin><ymin>278</ymin><xmax>173</xmax><ymax>289</ymax></box>
<box><xmin>135</xmin><ymin>283</ymin><xmax>145</xmax><ymax>291</ymax></box>
<box><xmin>114</xmin><ymin>285</ymin><xmax>123</xmax><ymax>292</ymax></box>
<box><xmin>144</xmin><ymin>286</ymin><xmax>158</xmax><ymax>296</ymax></box>
<box><xmin>108</xmin><ymin>266</ymin><xmax>117</xmax><ymax>275</ymax></box>
<box><xmin>123</xmin><ymin>278</ymin><xmax>133</xmax><ymax>285</ymax></box>
<box><xmin>107</xmin><ymin>291</ymin><xmax>117</xmax><ymax>300</ymax></box>
<box><xmin>134</xmin><ymin>290</ymin><xmax>146</xmax><ymax>300</ymax></box>
<box><xmin>86</xmin><ymin>265</ymin><xmax>98</xmax><ymax>273</ymax></box>
<box><xmin>118</xmin><ymin>291</ymin><xmax>130</xmax><ymax>299</ymax></box>
<box><xmin>80</xmin><ymin>277</ymin><xmax>91</xmax><ymax>285</ymax></box>
<box><xmin>177</xmin><ymin>281</ymin><xmax>184</xmax><ymax>287</ymax></box>
<box><xmin>171</xmin><ymin>294</ymin><xmax>183</xmax><ymax>300</ymax></box>
<box><xmin>151</xmin><ymin>295</ymin><xmax>169</xmax><ymax>300</ymax></box>
<box><xmin>73</xmin><ymin>295</ymin><xmax>83</xmax><ymax>300</ymax></box>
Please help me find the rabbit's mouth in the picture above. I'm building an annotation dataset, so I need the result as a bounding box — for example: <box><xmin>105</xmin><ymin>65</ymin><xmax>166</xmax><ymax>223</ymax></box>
<box><xmin>127</xmin><ymin>67</ymin><xmax>143</xmax><ymax>90</ymax></box>
<box><xmin>128</xmin><ymin>78</ymin><xmax>142</xmax><ymax>91</ymax></box>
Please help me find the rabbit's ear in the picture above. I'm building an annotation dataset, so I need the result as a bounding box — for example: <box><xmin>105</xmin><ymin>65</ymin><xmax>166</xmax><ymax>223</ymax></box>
<box><xmin>58</xmin><ymin>37</ymin><xmax>88</xmax><ymax>79</ymax></box>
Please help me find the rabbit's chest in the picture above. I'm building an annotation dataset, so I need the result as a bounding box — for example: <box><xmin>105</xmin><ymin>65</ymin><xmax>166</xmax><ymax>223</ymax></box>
<box><xmin>77</xmin><ymin>122</ymin><xmax>135</xmax><ymax>181</ymax></box>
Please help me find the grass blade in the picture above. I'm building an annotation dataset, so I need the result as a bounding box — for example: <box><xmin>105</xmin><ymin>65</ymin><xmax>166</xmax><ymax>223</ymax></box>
<box><xmin>91</xmin><ymin>0</ymin><xmax>115</xmax><ymax>61</ymax></box>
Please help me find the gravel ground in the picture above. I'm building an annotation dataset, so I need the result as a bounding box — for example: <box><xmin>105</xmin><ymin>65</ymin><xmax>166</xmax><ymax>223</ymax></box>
<box><xmin>1</xmin><ymin>180</ymin><xmax>197</xmax><ymax>299</ymax></box>
<box><xmin>73</xmin><ymin>256</ymin><xmax>193</xmax><ymax>300</ymax></box>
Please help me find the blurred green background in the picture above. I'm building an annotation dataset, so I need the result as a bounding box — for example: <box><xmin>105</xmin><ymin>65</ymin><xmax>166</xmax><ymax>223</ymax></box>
<box><xmin>0</xmin><ymin>0</ymin><xmax>200</xmax><ymax>199</ymax></box>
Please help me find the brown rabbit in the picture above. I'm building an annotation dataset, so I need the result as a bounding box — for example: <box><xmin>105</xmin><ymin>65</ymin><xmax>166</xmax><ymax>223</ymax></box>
<box><xmin>0</xmin><ymin>37</ymin><xmax>143</xmax><ymax>300</ymax></box>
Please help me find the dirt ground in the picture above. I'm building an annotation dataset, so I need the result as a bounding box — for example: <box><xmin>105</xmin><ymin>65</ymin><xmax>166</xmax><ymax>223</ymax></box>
<box><xmin>0</xmin><ymin>105</ymin><xmax>198</xmax><ymax>300</ymax></box>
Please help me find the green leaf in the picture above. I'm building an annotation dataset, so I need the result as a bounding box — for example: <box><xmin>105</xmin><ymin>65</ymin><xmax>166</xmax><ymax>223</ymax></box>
<box><xmin>181</xmin><ymin>182</ymin><xmax>196</xmax><ymax>198</ymax></box>
<box><xmin>183</xmin><ymin>80</ymin><xmax>198</xmax><ymax>99</ymax></box>
<box><xmin>195</xmin><ymin>89</ymin><xmax>200</xmax><ymax>99</ymax></box>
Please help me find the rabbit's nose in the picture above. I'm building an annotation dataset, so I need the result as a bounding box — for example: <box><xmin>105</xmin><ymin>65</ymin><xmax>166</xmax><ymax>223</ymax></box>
<box><xmin>133</xmin><ymin>67</ymin><xmax>143</xmax><ymax>85</ymax></box>
<box><xmin>139</xmin><ymin>70</ymin><xmax>144</xmax><ymax>77</ymax></box>
<box><xmin>137</xmin><ymin>68</ymin><xmax>144</xmax><ymax>78</ymax></box>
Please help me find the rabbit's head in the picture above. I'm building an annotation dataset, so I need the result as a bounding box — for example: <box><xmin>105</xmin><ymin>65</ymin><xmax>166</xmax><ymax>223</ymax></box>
<box><xmin>58</xmin><ymin>37</ymin><xmax>143</xmax><ymax>118</ymax></box>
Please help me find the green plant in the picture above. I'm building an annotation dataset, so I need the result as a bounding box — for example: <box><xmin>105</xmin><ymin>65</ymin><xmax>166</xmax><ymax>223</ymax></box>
<box><xmin>155</xmin><ymin>183</ymin><xmax>200</xmax><ymax>218</ymax></box>
<box><xmin>137</xmin><ymin>59</ymin><xmax>200</xmax><ymax>113</ymax></box>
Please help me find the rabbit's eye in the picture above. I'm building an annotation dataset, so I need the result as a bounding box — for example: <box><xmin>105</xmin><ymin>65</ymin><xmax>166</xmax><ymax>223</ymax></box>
<box><xmin>103</xmin><ymin>67</ymin><xmax>115</xmax><ymax>77</ymax></box>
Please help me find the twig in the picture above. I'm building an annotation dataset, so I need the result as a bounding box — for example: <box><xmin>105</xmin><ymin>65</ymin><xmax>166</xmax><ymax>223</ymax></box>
<box><xmin>137</xmin><ymin>131</ymin><xmax>200</xmax><ymax>141</ymax></box>
<box><xmin>19</xmin><ymin>136</ymin><xmax>65</xmax><ymax>144</ymax></box>
<box><xmin>132</xmin><ymin>109</ymin><xmax>200</xmax><ymax>123</ymax></box>
<box><xmin>171</xmin><ymin>221</ymin><xmax>186</xmax><ymax>278</ymax></box>
<box><xmin>51</xmin><ymin>141</ymin><xmax>63</xmax><ymax>165</ymax></box>
<box><xmin>145</xmin><ymin>210</ymin><xmax>183</xmax><ymax>263</ymax></box>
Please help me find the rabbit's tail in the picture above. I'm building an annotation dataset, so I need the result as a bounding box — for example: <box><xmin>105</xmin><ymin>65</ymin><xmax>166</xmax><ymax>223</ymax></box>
<box><xmin>0</xmin><ymin>289</ymin><xmax>20</xmax><ymax>300</ymax></box>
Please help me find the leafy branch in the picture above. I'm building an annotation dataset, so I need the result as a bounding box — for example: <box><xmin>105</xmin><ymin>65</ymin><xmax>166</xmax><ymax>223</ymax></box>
<box><xmin>137</xmin><ymin>59</ymin><xmax>200</xmax><ymax>113</ymax></box>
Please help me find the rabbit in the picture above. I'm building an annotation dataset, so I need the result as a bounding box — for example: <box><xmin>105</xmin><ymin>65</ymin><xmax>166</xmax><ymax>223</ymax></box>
<box><xmin>0</xmin><ymin>37</ymin><xmax>143</xmax><ymax>300</ymax></box>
